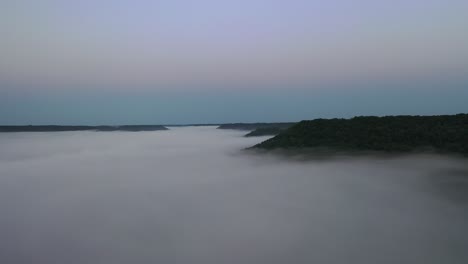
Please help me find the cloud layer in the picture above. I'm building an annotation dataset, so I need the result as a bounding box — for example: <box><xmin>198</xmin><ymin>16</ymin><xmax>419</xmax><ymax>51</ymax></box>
<box><xmin>1</xmin><ymin>127</ymin><xmax>467</xmax><ymax>263</ymax></box>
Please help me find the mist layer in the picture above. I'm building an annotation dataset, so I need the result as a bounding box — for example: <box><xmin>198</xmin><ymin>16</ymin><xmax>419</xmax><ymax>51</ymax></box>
<box><xmin>0</xmin><ymin>127</ymin><xmax>467</xmax><ymax>264</ymax></box>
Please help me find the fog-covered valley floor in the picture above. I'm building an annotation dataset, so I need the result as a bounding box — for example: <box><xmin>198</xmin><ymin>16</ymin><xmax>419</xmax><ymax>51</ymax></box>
<box><xmin>0</xmin><ymin>127</ymin><xmax>467</xmax><ymax>264</ymax></box>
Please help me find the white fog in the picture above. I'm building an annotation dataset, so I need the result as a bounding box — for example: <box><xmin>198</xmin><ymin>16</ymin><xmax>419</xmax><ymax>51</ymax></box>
<box><xmin>0</xmin><ymin>127</ymin><xmax>467</xmax><ymax>264</ymax></box>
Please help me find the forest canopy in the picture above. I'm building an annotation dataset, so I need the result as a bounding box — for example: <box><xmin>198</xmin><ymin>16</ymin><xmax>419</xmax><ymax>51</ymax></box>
<box><xmin>253</xmin><ymin>114</ymin><xmax>468</xmax><ymax>155</ymax></box>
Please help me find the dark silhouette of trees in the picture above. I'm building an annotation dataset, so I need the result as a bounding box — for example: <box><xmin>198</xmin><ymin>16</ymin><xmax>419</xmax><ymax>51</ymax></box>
<box><xmin>254</xmin><ymin>114</ymin><xmax>468</xmax><ymax>155</ymax></box>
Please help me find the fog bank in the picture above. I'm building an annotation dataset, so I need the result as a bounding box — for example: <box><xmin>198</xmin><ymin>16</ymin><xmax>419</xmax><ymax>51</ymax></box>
<box><xmin>0</xmin><ymin>127</ymin><xmax>467</xmax><ymax>264</ymax></box>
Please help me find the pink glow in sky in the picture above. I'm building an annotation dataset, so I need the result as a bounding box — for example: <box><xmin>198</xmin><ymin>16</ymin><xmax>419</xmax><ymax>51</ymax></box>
<box><xmin>1</xmin><ymin>0</ymin><xmax>467</xmax><ymax>91</ymax></box>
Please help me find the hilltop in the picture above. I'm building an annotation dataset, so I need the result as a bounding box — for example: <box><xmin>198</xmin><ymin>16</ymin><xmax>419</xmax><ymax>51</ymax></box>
<box><xmin>252</xmin><ymin>114</ymin><xmax>468</xmax><ymax>155</ymax></box>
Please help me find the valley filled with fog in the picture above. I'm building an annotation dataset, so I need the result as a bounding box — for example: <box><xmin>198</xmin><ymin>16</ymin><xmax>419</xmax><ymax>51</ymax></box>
<box><xmin>0</xmin><ymin>126</ymin><xmax>467</xmax><ymax>264</ymax></box>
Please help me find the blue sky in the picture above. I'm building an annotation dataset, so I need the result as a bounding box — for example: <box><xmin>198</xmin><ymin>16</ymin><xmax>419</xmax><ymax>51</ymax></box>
<box><xmin>1</xmin><ymin>0</ymin><xmax>467</xmax><ymax>124</ymax></box>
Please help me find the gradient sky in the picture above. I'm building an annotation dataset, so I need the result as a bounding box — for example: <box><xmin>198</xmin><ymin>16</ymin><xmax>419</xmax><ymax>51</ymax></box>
<box><xmin>1</xmin><ymin>0</ymin><xmax>467</xmax><ymax>124</ymax></box>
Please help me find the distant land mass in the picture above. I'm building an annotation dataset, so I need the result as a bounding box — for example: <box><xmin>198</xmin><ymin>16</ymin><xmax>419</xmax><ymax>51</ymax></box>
<box><xmin>217</xmin><ymin>123</ymin><xmax>295</xmax><ymax>137</ymax></box>
<box><xmin>244</xmin><ymin>127</ymin><xmax>290</xmax><ymax>137</ymax></box>
<box><xmin>164</xmin><ymin>124</ymin><xmax>221</xmax><ymax>127</ymax></box>
<box><xmin>0</xmin><ymin>125</ymin><xmax>168</xmax><ymax>132</ymax></box>
<box><xmin>253</xmin><ymin>114</ymin><xmax>468</xmax><ymax>155</ymax></box>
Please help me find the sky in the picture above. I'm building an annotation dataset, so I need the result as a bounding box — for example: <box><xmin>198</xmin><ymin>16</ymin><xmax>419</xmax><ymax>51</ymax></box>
<box><xmin>1</xmin><ymin>0</ymin><xmax>467</xmax><ymax>124</ymax></box>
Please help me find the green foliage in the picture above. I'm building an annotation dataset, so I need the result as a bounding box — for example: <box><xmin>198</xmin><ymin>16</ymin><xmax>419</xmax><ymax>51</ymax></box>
<box><xmin>254</xmin><ymin>114</ymin><xmax>468</xmax><ymax>154</ymax></box>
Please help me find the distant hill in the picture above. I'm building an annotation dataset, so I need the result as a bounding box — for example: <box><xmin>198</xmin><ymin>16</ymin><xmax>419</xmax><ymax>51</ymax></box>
<box><xmin>217</xmin><ymin>123</ymin><xmax>295</xmax><ymax>131</ymax></box>
<box><xmin>0</xmin><ymin>125</ymin><xmax>168</xmax><ymax>132</ymax></box>
<box><xmin>244</xmin><ymin>127</ymin><xmax>288</xmax><ymax>137</ymax></box>
<box><xmin>163</xmin><ymin>124</ymin><xmax>220</xmax><ymax>127</ymax></box>
<box><xmin>252</xmin><ymin>114</ymin><xmax>468</xmax><ymax>155</ymax></box>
